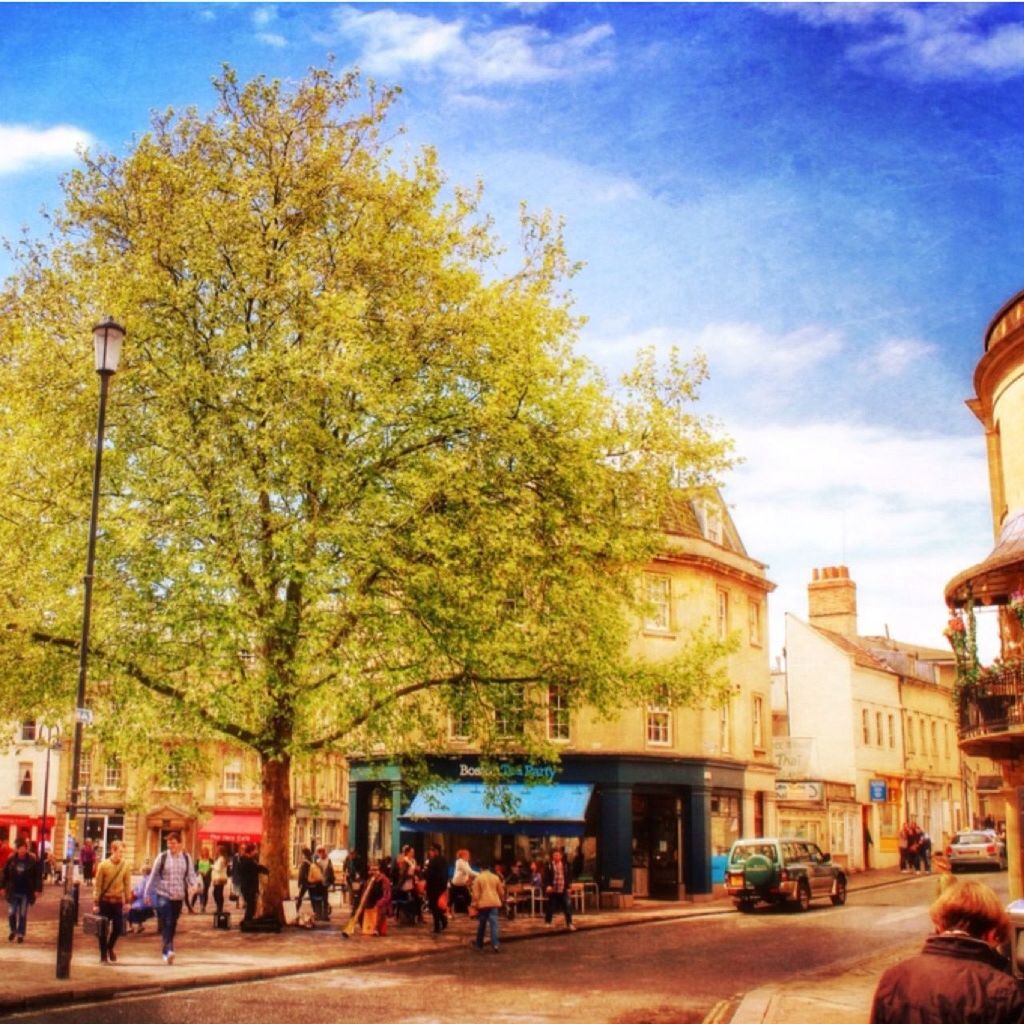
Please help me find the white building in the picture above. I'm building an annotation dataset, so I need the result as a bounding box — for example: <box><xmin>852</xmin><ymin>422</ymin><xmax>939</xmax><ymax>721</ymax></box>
<box><xmin>0</xmin><ymin>719</ymin><xmax>62</xmax><ymax>852</ymax></box>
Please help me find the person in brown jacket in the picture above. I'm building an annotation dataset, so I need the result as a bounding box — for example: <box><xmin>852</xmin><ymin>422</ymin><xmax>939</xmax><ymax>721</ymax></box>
<box><xmin>470</xmin><ymin>862</ymin><xmax>505</xmax><ymax>952</ymax></box>
<box><xmin>92</xmin><ymin>840</ymin><xmax>133</xmax><ymax>963</ymax></box>
<box><xmin>870</xmin><ymin>879</ymin><xmax>1024</xmax><ymax>1024</ymax></box>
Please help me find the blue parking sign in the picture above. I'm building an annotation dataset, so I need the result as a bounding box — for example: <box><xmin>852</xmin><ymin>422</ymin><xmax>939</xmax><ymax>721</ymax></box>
<box><xmin>869</xmin><ymin>780</ymin><xmax>887</xmax><ymax>802</ymax></box>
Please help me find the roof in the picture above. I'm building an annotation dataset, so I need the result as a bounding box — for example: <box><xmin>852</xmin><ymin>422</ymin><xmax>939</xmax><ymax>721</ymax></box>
<box><xmin>810</xmin><ymin>625</ymin><xmax>893</xmax><ymax>673</ymax></box>
<box><xmin>859</xmin><ymin>636</ymin><xmax>953</xmax><ymax>662</ymax></box>
<box><xmin>945</xmin><ymin>508</ymin><xmax>1024</xmax><ymax>607</ymax></box>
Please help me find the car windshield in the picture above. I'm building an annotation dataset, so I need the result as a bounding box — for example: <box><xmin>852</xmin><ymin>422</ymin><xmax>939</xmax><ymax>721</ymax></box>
<box><xmin>730</xmin><ymin>844</ymin><xmax>777</xmax><ymax>864</ymax></box>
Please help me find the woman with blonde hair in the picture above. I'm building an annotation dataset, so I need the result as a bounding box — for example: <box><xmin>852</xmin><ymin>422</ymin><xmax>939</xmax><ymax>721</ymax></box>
<box><xmin>449</xmin><ymin>848</ymin><xmax>477</xmax><ymax>916</ymax></box>
<box><xmin>870</xmin><ymin>879</ymin><xmax>1024</xmax><ymax>1023</ymax></box>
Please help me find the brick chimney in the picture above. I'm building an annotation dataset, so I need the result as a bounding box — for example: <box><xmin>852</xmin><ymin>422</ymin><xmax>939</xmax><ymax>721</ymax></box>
<box><xmin>808</xmin><ymin>565</ymin><xmax>858</xmax><ymax>637</ymax></box>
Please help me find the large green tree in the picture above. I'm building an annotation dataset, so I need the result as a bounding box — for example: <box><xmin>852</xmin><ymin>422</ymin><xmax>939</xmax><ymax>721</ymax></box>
<box><xmin>0</xmin><ymin>67</ymin><xmax>734</xmax><ymax>916</ymax></box>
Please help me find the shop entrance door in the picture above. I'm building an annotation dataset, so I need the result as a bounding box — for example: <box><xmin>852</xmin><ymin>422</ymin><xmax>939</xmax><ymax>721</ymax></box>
<box><xmin>633</xmin><ymin>793</ymin><xmax>681</xmax><ymax>900</ymax></box>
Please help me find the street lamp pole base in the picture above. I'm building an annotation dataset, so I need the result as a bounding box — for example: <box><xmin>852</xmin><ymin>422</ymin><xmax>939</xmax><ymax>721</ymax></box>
<box><xmin>56</xmin><ymin>894</ymin><xmax>76</xmax><ymax>979</ymax></box>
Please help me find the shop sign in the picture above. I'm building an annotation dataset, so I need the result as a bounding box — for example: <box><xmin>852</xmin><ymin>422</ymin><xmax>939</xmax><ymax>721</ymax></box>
<box><xmin>775</xmin><ymin>780</ymin><xmax>823</xmax><ymax>802</ymax></box>
<box><xmin>869</xmin><ymin>780</ymin><xmax>888</xmax><ymax>802</ymax></box>
<box><xmin>458</xmin><ymin>762</ymin><xmax>557</xmax><ymax>782</ymax></box>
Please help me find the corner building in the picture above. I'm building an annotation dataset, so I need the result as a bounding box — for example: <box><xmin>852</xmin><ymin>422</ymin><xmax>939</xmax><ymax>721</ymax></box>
<box><xmin>946</xmin><ymin>287</ymin><xmax>1024</xmax><ymax>900</ymax></box>
<box><xmin>350</xmin><ymin>494</ymin><xmax>778</xmax><ymax>902</ymax></box>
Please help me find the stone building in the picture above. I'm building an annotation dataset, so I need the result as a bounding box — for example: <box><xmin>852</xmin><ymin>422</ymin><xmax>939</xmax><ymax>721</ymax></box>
<box><xmin>349</xmin><ymin>493</ymin><xmax>778</xmax><ymax>902</ymax></box>
<box><xmin>946</xmin><ymin>286</ymin><xmax>1024</xmax><ymax>899</ymax></box>
<box><xmin>778</xmin><ymin>567</ymin><xmax>964</xmax><ymax>871</ymax></box>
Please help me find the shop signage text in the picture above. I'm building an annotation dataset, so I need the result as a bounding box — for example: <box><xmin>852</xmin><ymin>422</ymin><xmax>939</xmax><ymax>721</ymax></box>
<box><xmin>458</xmin><ymin>762</ymin><xmax>557</xmax><ymax>782</ymax></box>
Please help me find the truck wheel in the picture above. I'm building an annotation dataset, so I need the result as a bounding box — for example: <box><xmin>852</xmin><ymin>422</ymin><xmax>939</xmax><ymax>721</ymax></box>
<box><xmin>793</xmin><ymin>880</ymin><xmax>811</xmax><ymax>912</ymax></box>
<box><xmin>830</xmin><ymin>877</ymin><xmax>847</xmax><ymax>906</ymax></box>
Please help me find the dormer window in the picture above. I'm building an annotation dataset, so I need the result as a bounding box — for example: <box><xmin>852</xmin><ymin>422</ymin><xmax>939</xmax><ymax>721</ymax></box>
<box><xmin>694</xmin><ymin>499</ymin><xmax>724</xmax><ymax>545</ymax></box>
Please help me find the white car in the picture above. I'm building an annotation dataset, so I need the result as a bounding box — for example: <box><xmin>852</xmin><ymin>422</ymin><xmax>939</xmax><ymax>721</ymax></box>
<box><xmin>946</xmin><ymin>830</ymin><xmax>1008</xmax><ymax>872</ymax></box>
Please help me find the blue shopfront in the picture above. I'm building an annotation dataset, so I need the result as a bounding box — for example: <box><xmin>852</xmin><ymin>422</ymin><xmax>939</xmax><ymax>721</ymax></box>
<box><xmin>348</xmin><ymin>754</ymin><xmax>748</xmax><ymax>901</ymax></box>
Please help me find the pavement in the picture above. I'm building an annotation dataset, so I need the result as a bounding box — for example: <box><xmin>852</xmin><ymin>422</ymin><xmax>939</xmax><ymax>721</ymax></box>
<box><xmin>0</xmin><ymin>867</ymin><xmax>929</xmax><ymax>1021</ymax></box>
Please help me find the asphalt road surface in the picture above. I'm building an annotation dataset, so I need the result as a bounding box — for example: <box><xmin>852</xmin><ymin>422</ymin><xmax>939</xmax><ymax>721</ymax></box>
<box><xmin>10</xmin><ymin>872</ymin><xmax>1007</xmax><ymax>1024</ymax></box>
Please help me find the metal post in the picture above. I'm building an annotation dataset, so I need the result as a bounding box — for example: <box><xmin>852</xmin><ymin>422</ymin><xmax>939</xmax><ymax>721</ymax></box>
<box><xmin>58</xmin><ymin>348</ymin><xmax>117</xmax><ymax>981</ymax></box>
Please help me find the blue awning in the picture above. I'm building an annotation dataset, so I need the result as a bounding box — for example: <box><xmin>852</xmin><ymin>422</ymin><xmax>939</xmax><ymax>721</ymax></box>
<box><xmin>399</xmin><ymin>783</ymin><xmax>593</xmax><ymax>837</ymax></box>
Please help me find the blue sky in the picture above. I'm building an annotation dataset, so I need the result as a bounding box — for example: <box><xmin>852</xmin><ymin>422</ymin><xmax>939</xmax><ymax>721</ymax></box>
<box><xmin>2</xmin><ymin>2</ymin><xmax>1020</xmax><ymax>659</ymax></box>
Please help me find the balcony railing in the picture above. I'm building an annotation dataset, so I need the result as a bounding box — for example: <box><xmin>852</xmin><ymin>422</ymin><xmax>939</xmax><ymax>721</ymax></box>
<box><xmin>958</xmin><ymin>661</ymin><xmax>1024</xmax><ymax>748</ymax></box>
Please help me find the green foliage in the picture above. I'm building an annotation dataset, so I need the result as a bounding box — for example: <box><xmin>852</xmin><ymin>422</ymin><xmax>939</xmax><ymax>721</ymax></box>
<box><xmin>0</xmin><ymin>66</ymin><xmax>734</xmax><ymax>788</ymax></box>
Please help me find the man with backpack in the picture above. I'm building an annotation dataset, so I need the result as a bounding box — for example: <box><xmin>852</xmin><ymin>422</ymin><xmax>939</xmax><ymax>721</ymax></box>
<box><xmin>142</xmin><ymin>832</ymin><xmax>198</xmax><ymax>965</ymax></box>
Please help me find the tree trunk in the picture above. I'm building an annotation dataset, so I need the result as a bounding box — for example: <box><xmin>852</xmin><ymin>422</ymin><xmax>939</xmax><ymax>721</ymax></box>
<box><xmin>260</xmin><ymin>754</ymin><xmax>292</xmax><ymax>922</ymax></box>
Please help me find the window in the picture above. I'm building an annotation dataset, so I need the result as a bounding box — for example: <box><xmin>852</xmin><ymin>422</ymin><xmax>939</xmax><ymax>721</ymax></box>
<box><xmin>931</xmin><ymin>722</ymin><xmax>938</xmax><ymax>757</ymax></box>
<box><xmin>717</xmin><ymin>589</ymin><xmax>729</xmax><ymax>641</ymax></box>
<box><xmin>747</xmin><ymin>599</ymin><xmax>762</xmax><ymax>646</ymax></box>
<box><xmin>944</xmin><ymin>723</ymin><xmax>951</xmax><ymax>758</ymax></box>
<box><xmin>20</xmin><ymin>721</ymin><xmax>36</xmax><ymax>742</ymax></box>
<box><xmin>18</xmin><ymin>763</ymin><xmax>32</xmax><ymax>797</ymax></box>
<box><xmin>79</xmin><ymin>751</ymin><xmax>92</xmax><ymax>791</ymax></box>
<box><xmin>643</xmin><ymin>573</ymin><xmax>671</xmax><ymax>632</ymax></box>
<box><xmin>547</xmin><ymin>684</ymin><xmax>570</xmax><ymax>741</ymax></box>
<box><xmin>495</xmin><ymin>685</ymin><xmax>525</xmax><ymax>738</ymax></box>
<box><xmin>752</xmin><ymin>695</ymin><xmax>765</xmax><ymax>750</ymax></box>
<box><xmin>449</xmin><ymin>707</ymin><xmax>471</xmax><ymax>740</ymax></box>
<box><xmin>646</xmin><ymin>705</ymin><xmax>671</xmax><ymax>746</ymax></box>
<box><xmin>876</xmin><ymin>712</ymin><xmax>883</xmax><ymax>747</ymax></box>
<box><xmin>223</xmin><ymin>760</ymin><xmax>243</xmax><ymax>792</ymax></box>
<box><xmin>695</xmin><ymin>500</ymin><xmax>724</xmax><ymax>544</ymax></box>
<box><xmin>905</xmin><ymin>715</ymin><xmax>914</xmax><ymax>753</ymax></box>
<box><xmin>888</xmin><ymin>714</ymin><xmax>896</xmax><ymax>749</ymax></box>
<box><xmin>104</xmin><ymin>757</ymin><xmax>121</xmax><ymax>789</ymax></box>
<box><xmin>719</xmin><ymin>702</ymin><xmax>732</xmax><ymax>753</ymax></box>
<box><xmin>862</xmin><ymin>709</ymin><xmax>870</xmax><ymax>745</ymax></box>
<box><xmin>918</xmin><ymin>718</ymin><xmax>926</xmax><ymax>755</ymax></box>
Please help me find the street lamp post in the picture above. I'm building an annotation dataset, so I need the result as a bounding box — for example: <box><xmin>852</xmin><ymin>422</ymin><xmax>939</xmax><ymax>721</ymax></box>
<box><xmin>56</xmin><ymin>316</ymin><xmax>125</xmax><ymax>981</ymax></box>
<box><xmin>36</xmin><ymin>724</ymin><xmax>61</xmax><ymax>888</ymax></box>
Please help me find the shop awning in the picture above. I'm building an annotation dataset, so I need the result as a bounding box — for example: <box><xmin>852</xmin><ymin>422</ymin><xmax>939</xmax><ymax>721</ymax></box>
<box><xmin>0</xmin><ymin>815</ymin><xmax>55</xmax><ymax>833</ymax></box>
<box><xmin>399</xmin><ymin>783</ymin><xmax>593</xmax><ymax>837</ymax></box>
<box><xmin>197</xmin><ymin>811</ymin><xmax>263</xmax><ymax>844</ymax></box>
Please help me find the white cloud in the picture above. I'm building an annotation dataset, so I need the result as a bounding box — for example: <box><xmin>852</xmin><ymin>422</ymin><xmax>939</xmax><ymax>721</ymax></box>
<box><xmin>257</xmin><ymin>32</ymin><xmax>288</xmax><ymax>49</ymax></box>
<box><xmin>0</xmin><ymin>124</ymin><xmax>93</xmax><ymax>174</ymax></box>
<box><xmin>725</xmin><ymin>418</ymin><xmax>990</xmax><ymax>655</ymax></box>
<box><xmin>868</xmin><ymin>337</ymin><xmax>935</xmax><ymax>376</ymax></box>
<box><xmin>326</xmin><ymin>6</ymin><xmax>613</xmax><ymax>86</ymax></box>
<box><xmin>775</xmin><ymin>4</ymin><xmax>1024</xmax><ymax>82</ymax></box>
<box><xmin>253</xmin><ymin>6</ymin><xmax>277</xmax><ymax>28</ymax></box>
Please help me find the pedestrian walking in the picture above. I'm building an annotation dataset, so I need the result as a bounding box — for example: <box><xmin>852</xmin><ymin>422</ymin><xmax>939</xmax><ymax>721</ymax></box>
<box><xmin>3</xmin><ymin>838</ymin><xmax>37</xmax><ymax>943</ymax></box>
<box><xmin>92</xmin><ymin>839</ymin><xmax>132</xmax><ymax>963</ymax></box>
<box><xmin>315</xmin><ymin>846</ymin><xmax>334</xmax><ymax>919</ymax></box>
<box><xmin>542</xmin><ymin>849</ymin><xmax>576</xmax><ymax>931</ymax></box>
<box><xmin>127</xmin><ymin>866</ymin><xmax>155</xmax><ymax>933</ymax></box>
<box><xmin>79</xmin><ymin>838</ymin><xmax>97</xmax><ymax>883</ymax></box>
<box><xmin>870</xmin><ymin>878</ymin><xmax>1024</xmax><ymax>1023</ymax></box>
<box><xmin>191</xmin><ymin>848</ymin><xmax>212</xmax><ymax>912</ymax></box>
<box><xmin>450</xmin><ymin>848</ymin><xmax>477</xmax><ymax>915</ymax></box>
<box><xmin>142</xmin><ymin>831</ymin><xmax>199</xmax><ymax>965</ymax></box>
<box><xmin>470</xmin><ymin>862</ymin><xmax>505</xmax><ymax>952</ymax></box>
<box><xmin>424</xmin><ymin>843</ymin><xmax>449</xmax><ymax>933</ymax></box>
<box><xmin>210</xmin><ymin>843</ymin><xmax>229</xmax><ymax>916</ymax></box>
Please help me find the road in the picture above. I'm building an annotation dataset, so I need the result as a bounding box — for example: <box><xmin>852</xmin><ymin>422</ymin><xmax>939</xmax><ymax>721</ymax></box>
<box><xmin>10</xmin><ymin>872</ymin><xmax>1008</xmax><ymax>1024</ymax></box>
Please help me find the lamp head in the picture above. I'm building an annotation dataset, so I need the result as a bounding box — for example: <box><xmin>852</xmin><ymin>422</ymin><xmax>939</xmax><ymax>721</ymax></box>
<box><xmin>92</xmin><ymin>316</ymin><xmax>125</xmax><ymax>374</ymax></box>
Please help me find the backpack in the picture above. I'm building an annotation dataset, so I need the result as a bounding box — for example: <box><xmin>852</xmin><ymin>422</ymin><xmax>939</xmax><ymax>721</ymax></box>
<box><xmin>307</xmin><ymin>861</ymin><xmax>323</xmax><ymax>885</ymax></box>
<box><xmin>157</xmin><ymin>850</ymin><xmax>192</xmax><ymax>878</ymax></box>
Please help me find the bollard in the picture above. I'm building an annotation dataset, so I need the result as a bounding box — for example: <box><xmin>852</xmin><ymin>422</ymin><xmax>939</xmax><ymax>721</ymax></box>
<box><xmin>55</xmin><ymin>894</ymin><xmax>76</xmax><ymax>979</ymax></box>
<box><xmin>72</xmin><ymin>881</ymin><xmax>80</xmax><ymax>925</ymax></box>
